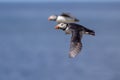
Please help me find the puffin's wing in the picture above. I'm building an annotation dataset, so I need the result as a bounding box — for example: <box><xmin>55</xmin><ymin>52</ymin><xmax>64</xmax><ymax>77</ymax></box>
<box><xmin>69</xmin><ymin>30</ymin><xmax>82</xmax><ymax>58</ymax></box>
<box><xmin>61</xmin><ymin>13</ymin><xmax>72</xmax><ymax>17</ymax></box>
<box><xmin>61</xmin><ymin>13</ymin><xmax>79</xmax><ymax>22</ymax></box>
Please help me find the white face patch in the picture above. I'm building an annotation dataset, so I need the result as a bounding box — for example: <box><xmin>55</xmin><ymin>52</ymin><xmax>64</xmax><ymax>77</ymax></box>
<box><xmin>58</xmin><ymin>23</ymin><xmax>67</xmax><ymax>29</ymax></box>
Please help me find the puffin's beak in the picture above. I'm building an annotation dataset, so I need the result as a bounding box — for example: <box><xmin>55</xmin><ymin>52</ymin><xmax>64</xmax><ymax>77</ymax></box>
<box><xmin>48</xmin><ymin>17</ymin><xmax>51</xmax><ymax>20</ymax></box>
<box><xmin>55</xmin><ymin>26</ymin><xmax>60</xmax><ymax>29</ymax></box>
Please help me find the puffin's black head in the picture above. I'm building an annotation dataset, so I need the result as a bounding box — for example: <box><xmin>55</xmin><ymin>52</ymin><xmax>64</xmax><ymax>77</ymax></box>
<box><xmin>55</xmin><ymin>23</ymin><xmax>68</xmax><ymax>30</ymax></box>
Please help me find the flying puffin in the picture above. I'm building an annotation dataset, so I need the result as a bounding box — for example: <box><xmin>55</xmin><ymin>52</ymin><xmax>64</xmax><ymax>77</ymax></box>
<box><xmin>48</xmin><ymin>13</ymin><xmax>79</xmax><ymax>23</ymax></box>
<box><xmin>55</xmin><ymin>23</ymin><xmax>95</xmax><ymax>58</ymax></box>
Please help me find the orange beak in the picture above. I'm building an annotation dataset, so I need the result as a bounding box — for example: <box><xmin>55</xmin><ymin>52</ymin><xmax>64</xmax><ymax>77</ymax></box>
<box><xmin>48</xmin><ymin>17</ymin><xmax>51</xmax><ymax>20</ymax></box>
<box><xmin>55</xmin><ymin>26</ymin><xmax>60</xmax><ymax>29</ymax></box>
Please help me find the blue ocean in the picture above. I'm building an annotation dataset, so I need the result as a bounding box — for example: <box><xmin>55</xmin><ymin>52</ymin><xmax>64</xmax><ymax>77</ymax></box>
<box><xmin>0</xmin><ymin>2</ymin><xmax>120</xmax><ymax>80</ymax></box>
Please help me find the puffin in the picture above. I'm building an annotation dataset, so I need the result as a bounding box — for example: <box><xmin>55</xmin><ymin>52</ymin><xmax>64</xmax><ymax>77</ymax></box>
<box><xmin>48</xmin><ymin>13</ymin><xmax>79</xmax><ymax>23</ymax></box>
<box><xmin>55</xmin><ymin>23</ymin><xmax>95</xmax><ymax>58</ymax></box>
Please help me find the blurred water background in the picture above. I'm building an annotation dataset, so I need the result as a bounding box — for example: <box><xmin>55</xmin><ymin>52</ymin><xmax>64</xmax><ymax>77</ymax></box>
<box><xmin>0</xmin><ymin>2</ymin><xmax>120</xmax><ymax>80</ymax></box>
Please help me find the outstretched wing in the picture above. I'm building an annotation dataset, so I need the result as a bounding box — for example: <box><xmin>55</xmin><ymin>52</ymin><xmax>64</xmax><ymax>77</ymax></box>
<box><xmin>69</xmin><ymin>30</ymin><xmax>82</xmax><ymax>58</ymax></box>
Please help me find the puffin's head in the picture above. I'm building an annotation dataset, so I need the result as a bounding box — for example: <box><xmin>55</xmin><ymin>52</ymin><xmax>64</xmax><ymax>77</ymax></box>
<box><xmin>48</xmin><ymin>15</ymin><xmax>57</xmax><ymax>21</ymax></box>
<box><xmin>55</xmin><ymin>23</ymin><xmax>68</xmax><ymax>30</ymax></box>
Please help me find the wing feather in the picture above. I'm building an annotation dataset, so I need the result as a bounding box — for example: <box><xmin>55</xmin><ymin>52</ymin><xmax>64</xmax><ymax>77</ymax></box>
<box><xmin>69</xmin><ymin>30</ymin><xmax>82</xmax><ymax>58</ymax></box>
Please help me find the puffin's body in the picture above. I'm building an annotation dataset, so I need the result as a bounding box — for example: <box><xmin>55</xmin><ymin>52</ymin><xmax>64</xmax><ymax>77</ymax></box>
<box><xmin>48</xmin><ymin>13</ymin><xmax>79</xmax><ymax>23</ymax></box>
<box><xmin>55</xmin><ymin>23</ymin><xmax>95</xmax><ymax>58</ymax></box>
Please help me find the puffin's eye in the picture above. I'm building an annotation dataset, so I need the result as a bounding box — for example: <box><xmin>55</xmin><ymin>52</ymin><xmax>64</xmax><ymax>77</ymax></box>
<box><xmin>61</xmin><ymin>23</ymin><xmax>64</xmax><ymax>26</ymax></box>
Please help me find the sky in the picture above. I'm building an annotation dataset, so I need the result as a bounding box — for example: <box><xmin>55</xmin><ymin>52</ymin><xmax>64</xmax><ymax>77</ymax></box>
<box><xmin>0</xmin><ymin>0</ymin><xmax>120</xmax><ymax>2</ymax></box>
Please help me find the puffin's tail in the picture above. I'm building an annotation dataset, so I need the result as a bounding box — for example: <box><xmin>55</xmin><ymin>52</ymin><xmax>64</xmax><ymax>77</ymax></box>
<box><xmin>75</xmin><ymin>18</ymin><xmax>79</xmax><ymax>22</ymax></box>
<box><xmin>84</xmin><ymin>28</ymin><xmax>95</xmax><ymax>36</ymax></box>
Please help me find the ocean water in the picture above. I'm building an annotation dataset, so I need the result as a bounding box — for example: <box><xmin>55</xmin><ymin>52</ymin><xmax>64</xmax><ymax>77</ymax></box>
<box><xmin>0</xmin><ymin>2</ymin><xmax>120</xmax><ymax>80</ymax></box>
